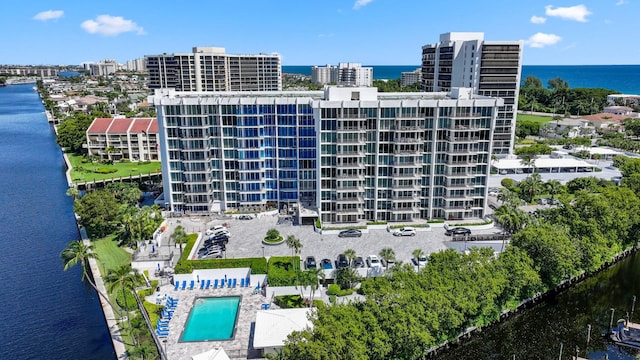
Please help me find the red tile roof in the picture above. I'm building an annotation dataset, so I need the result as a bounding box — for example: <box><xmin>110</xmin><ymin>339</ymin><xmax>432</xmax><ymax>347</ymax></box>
<box><xmin>87</xmin><ymin>117</ymin><xmax>158</xmax><ymax>134</ymax></box>
<box><xmin>87</xmin><ymin>118</ymin><xmax>114</xmax><ymax>133</ymax></box>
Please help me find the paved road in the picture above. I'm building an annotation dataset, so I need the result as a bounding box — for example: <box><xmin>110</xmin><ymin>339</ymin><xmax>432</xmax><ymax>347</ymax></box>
<box><xmin>162</xmin><ymin>215</ymin><xmax>506</xmax><ymax>270</ymax></box>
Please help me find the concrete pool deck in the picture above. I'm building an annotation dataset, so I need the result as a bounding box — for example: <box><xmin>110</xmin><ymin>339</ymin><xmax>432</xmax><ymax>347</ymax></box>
<box><xmin>153</xmin><ymin>281</ymin><xmax>270</xmax><ymax>360</ymax></box>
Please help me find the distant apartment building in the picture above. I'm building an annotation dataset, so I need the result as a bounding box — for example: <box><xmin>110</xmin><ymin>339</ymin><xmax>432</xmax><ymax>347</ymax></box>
<box><xmin>311</xmin><ymin>63</ymin><xmax>373</xmax><ymax>87</ymax></box>
<box><xmin>86</xmin><ymin>117</ymin><xmax>159</xmax><ymax>162</ymax></box>
<box><xmin>145</xmin><ymin>47</ymin><xmax>282</xmax><ymax>92</ymax></box>
<box><xmin>151</xmin><ymin>86</ymin><xmax>501</xmax><ymax>223</ymax></box>
<box><xmin>90</xmin><ymin>59</ymin><xmax>118</xmax><ymax>76</ymax></box>
<box><xmin>421</xmin><ymin>32</ymin><xmax>523</xmax><ymax>156</ymax></box>
<box><xmin>124</xmin><ymin>58</ymin><xmax>146</xmax><ymax>72</ymax></box>
<box><xmin>401</xmin><ymin>68</ymin><xmax>422</xmax><ymax>87</ymax></box>
<box><xmin>0</xmin><ymin>66</ymin><xmax>58</xmax><ymax>77</ymax></box>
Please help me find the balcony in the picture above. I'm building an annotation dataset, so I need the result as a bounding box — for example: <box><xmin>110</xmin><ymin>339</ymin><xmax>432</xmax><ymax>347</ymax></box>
<box><xmin>392</xmin><ymin>182</ymin><xmax>420</xmax><ymax>190</ymax></box>
<box><xmin>336</xmin><ymin>207</ymin><xmax>364</xmax><ymax>215</ymax></box>
<box><xmin>337</xmin><ymin>162</ymin><xmax>365</xmax><ymax>169</ymax></box>
<box><xmin>391</xmin><ymin>206</ymin><xmax>419</xmax><ymax>214</ymax></box>
<box><xmin>393</xmin><ymin>172</ymin><xmax>421</xmax><ymax>179</ymax></box>
<box><xmin>445</xmin><ymin>182</ymin><xmax>472</xmax><ymax>188</ymax></box>
<box><xmin>391</xmin><ymin>195</ymin><xmax>417</xmax><ymax>201</ymax></box>
<box><xmin>336</xmin><ymin>185</ymin><xmax>364</xmax><ymax>192</ymax></box>
<box><xmin>394</xmin><ymin>137</ymin><xmax>423</xmax><ymax>144</ymax></box>
<box><xmin>337</xmin><ymin>173</ymin><xmax>365</xmax><ymax>181</ymax></box>
<box><xmin>336</xmin><ymin>196</ymin><xmax>364</xmax><ymax>203</ymax></box>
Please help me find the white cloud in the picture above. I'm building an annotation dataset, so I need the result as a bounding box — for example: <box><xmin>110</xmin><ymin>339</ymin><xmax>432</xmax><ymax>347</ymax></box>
<box><xmin>545</xmin><ymin>5</ymin><xmax>591</xmax><ymax>22</ymax></box>
<box><xmin>33</xmin><ymin>10</ymin><xmax>64</xmax><ymax>21</ymax></box>
<box><xmin>530</xmin><ymin>15</ymin><xmax>547</xmax><ymax>24</ymax></box>
<box><xmin>81</xmin><ymin>15</ymin><xmax>144</xmax><ymax>36</ymax></box>
<box><xmin>353</xmin><ymin>0</ymin><xmax>373</xmax><ymax>10</ymax></box>
<box><xmin>616</xmin><ymin>0</ymin><xmax>627</xmax><ymax>5</ymax></box>
<box><xmin>526</xmin><ymin>32</ymin><xmax>562</xmax><ymax>48</ymax></box>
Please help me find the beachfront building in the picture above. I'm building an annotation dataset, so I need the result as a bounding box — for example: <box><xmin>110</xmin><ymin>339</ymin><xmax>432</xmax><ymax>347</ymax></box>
<box><xmin>311</xmin><ymin>63</ymin><xmax>373</xmax><ymax>87</ymax></box>
<box><xmin>0</xmin><ymin>66</ymin><xmax>58</xmax><ymax>77</ymax></box>
<box><xmin>86</xmin><ymin>117</ymin><xmax>159</xmax><ymax>162</ymax></box>
<box><xmin>421</xmin><ymin>32</ymin><xmax>523</xmax><ymax>157</ymax></box>
<box><xmin>151</xmin><ymin>86</ymin><xmax>501</xmax><ymax>223</ymax></box>
<box><xmin>89</xmin><ymin>59</ymin><xmax>118</xmax><ymax>76</ymax></box>
<box><xmin>145</xmin><ymin>47</ymin><xmax>282</xmax><ymax>92</ymax></box>
<box><xmin>401</xmin><ymin>68</ymin><xmax>422</xmax><ymax>87</ymax></box>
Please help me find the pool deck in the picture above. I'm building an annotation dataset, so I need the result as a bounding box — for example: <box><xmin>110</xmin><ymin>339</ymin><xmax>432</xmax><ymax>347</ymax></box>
<box><xmin>154</xmin><ymin>282</ymin><xmax>270</xmax><ymax>360</ymax></box>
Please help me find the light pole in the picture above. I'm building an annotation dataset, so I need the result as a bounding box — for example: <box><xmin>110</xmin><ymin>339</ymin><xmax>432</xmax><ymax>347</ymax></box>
<box><xmin>163</xmin><ymin>339</ymin><xmax>168</xmax><ymax>359</ymax></box>
<box><xmin>262</xmin><ymin>246</ymin><xmax>265</xmax><ymax>258</ymax></box>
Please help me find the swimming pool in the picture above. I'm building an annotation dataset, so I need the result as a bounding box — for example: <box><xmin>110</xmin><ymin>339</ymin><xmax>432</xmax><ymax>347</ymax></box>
<box><xmin>180</xmin><ymin>296</ymin><xmax>241</xmax><ymax>342</ymax></box>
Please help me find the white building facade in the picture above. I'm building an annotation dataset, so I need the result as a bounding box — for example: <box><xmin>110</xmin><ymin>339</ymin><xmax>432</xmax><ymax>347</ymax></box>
<box><xmin>89</xmin><ymin>59</ymin><xmax>118</xmax><ymax>76</ymax></box>
<box><xmin>401</xmin><ymin>68</ymin><xmax>422</xmax><ymax>87</ymax></box>
<box><xmin>145</xmin><ymin>47</ymin><xmax>282</xmax><ymax>92</ymax></box>
<box><xmin>311</xmin><ymin>63</ymin><xmax>373</xmax><ymax>87</ymax></box>
<box><xmin>421</xmin><ymin>32</ymin><xmax>523</xmax><ymax>157</ymax></box>
<box><xmin>151</xmin><ymin>86</ymin><xmax>500</xmax><ymax>223</ymax></box>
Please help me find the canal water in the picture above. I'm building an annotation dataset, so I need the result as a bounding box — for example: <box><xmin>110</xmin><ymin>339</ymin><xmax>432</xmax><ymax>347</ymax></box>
<box><xmin>0</xmin><ymin>84</ymin><xmax>114</xmax><ymax>359</ymax></box>
<box><xmin>439</xmin><ymin>251</ymin><xmax>640</xmax><ymax>360</ymax></box>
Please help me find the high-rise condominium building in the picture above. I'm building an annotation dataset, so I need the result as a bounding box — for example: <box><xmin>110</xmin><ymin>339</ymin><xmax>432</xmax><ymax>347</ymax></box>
<box><xmin>90</xmin><ymin>59</ymin><xmax>118</xmax><ymax>76</ymax></box>
<box><xmin>421</xmin><ymin>32</ymin><xmax>523</xmax><ymax>156</ymax></box>
<box><xmin>145</xmin><ymin>47</ymin><xmax>282</xmax><ymax>92</ymax></box>
<box><xmin>151</xmin><ymin>86</ymin><xmax>501</xmax><ymax>223</ymax></box>
<box><xmin>401</xmin><ymin>68</ymin><xmax>422</xmax><ymax>87</ymax></box>
<box><xmin>311</xmin><ymin>63</ymin><xmax>373</xmax><ymax>87</ymax></box>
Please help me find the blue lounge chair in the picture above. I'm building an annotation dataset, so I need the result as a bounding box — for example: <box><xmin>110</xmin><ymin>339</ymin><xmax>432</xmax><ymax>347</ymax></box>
<box><xmin>205</xmin><ymin>280</ymin><xmax>211</xmax><ymax>289</ymax></box>
<box><xmin>181</xmin><ymin>281</ymin><xmax>187</xmax><ymax>290</ymax></box>
<box><xmin>200</xmin><ymin>281</ymin><xmax>205</xmax><ymax>289</ymax></box>
<box><xmin>220</xmin><ymin>278</ymin><xmax>225</xmax><ymax>288</ymax></box>
<box><xmin>157</xmin><ymin>320</ymin><xmax>169</xmax><ymax>327</ymax></box>
<box><xmin>189</xmin><ymin>280</ymin><xmax>195</xmax><ymax>290</ymax></box>
<box><xmin>156</xmin><ymin>329</ymin><xmax>169</xmax><ymax>338</ymax></box>
<box><xmin>174</xmin><ymin>282</ymin><xmax>179</xmax><ymax>291</ymax></box>
<box><xmin>246</xmin><ymin>277</ymin><xmax>250</xmax><ymax>286</ymax></box>
<box><xmin>232</xmin><ymin>278</ymin><xmax>237</xmax><ymax>287</ymax></box>
<box><xmin>227</xmin><ymin>279</ymin><xmax>232</xmax><ymax>287</ymax></box>
<box><xmin>213</xmin><ymin>279</ymin><xmax>218</xmax><ymax>288</ymax></box>
<box><xmin>241</xmin><ymin>278</ymin><xmax>245</xmax><ymax>287</ymax></box>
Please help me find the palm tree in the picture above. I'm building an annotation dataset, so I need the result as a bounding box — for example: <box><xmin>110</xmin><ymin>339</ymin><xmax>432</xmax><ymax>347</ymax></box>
<box><xmin>105</xmin><ymin>264</ymin><xmax>140</xmax><ymax>328</ymax></box>
<box><xmin>66</xmin><ymin>186</ymin><xmax>79</xmax><ymax>200</ymax></box>
<box><xmin>61</xmin><ymin>240</ymin><xmax>119</xmax><ymax>315</ymax></box>
<box><xmin>127</xmin><ymin>341</ymin><xmax>157</xmax><ymax>360</ymax></box>
<box><xmin>519</xmin><ymin>155</ymin><xmax>536</xmax><ymax>174</ymax></box>
<box><xmin>128</xmin><ymin>315</ymin><xmax>147</xmax><ymax>346</ymax></box>
<box><xmin>171</xmin><ymin>225</ymin><xmax>188</xmax><ymax>258</ymax></box>
<box><xmin>307</xmin><ymin>267</ymin><xmax>325</xmax><ymax>307</ymax></box>
<box><xmin>412</xmin><ymin>249</ymin><xmax>425</xmax><ymax>271</ymax></box>
<box><xmin>545</xmin><ymin>179</ymin><xmax>563</xmax><ymax>202</ymax></box>
<box><xmin>344</xmin><ymin>248</ymin><xmax>356</xmax><ymax>267</ymax></box>
<box><xmin>494</xmin><ymin>206</ymin><xmax>530</xmax><ymax>234</ymax></box>
<box><xmin>286</xmin><ymin>235</ymin><xmax>302</xmax><ymax>270</ymax></box>
<box><xmin>519</xmin><ymin>173</ymin><xmax>544</xmax><ymax>204</ymax></box>
<box><xmin>497</xmin><ymin>188</ymin><xmax>521</xmax><ymax>208</ymax></box>
<box><xmin>379</xmin><ymin>247</ymin><xmax>396</xmax><ymax>271</ymax></box>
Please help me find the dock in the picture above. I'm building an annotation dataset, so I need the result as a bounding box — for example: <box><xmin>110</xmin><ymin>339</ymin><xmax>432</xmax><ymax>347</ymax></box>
<box><xmin>610</xmin><ymin>319</ymin><xmax>640</xmax><ymax>350</ymax></box>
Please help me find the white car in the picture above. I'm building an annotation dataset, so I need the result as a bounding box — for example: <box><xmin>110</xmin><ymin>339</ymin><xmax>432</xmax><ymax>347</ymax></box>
<box><xmin>367</xmin><ymin>255</ymin><xmax>381</xmax><ymax>268</ymax></box>
<box><xmin>393</xmin><ymin>227</ymin><xmax>416</xmax><ymax>236</ymax></box>
<box><xmin>416</xmin><ymin>256</ymin><xmax>428</xmax><ymax>267</ymax></box>
<box><xmin>205</xmin><ymin>225</ymin><xmax>228</xmax><ymax>236</ymax></box>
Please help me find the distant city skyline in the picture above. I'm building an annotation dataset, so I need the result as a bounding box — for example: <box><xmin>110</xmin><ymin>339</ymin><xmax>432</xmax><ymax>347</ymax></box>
<box><xmin>3</xmin><ymin>0</ymin><xmax>638</xmax><ymax>66</ymax></box>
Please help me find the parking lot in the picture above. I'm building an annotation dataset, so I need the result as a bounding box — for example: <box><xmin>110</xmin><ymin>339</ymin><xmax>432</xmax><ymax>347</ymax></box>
<box><xmin>167</xmin><ymin>215</ymin><xmax>507</xmax><ymax>270</ymax></box>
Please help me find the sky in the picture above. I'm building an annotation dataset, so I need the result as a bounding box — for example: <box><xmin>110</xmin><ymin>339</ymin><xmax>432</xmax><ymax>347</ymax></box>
<box><xmin>3</xmin><ymin>0</ymin><xmax>639</xmax><ymax>66</ymax></box>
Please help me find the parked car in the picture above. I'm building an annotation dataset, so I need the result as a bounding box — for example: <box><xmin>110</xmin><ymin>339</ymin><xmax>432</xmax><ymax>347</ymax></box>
<box><xmin>393</xmin><ymin>227</ymin><xmax>416</xmax><ymax>236</ymax></box>
<box><xmin>338</xmin><ymin>229</ymin><xmax>362</xmax><ymax>238</ymax></box>
<box><xmin>366</xmin><ymin>255</ymin><xmax>381</xmax><ymax>268</ymax></box>
<box><xmin>305</xmin><ymin>256</ymin><xmax>317</xmax><ymax>269</ymax></box>
<box><xmin>201</xmin><ymin>252</ymin><xmax>223</xmax><ymax>259</ymax></box>
<box><xmin>205</xmin><ymin>234</ymin><xmax>229</xmax><ymax>244</ymax></box>
<box><xmin>320</xmin><ymin>258</ymin><xmax>333</xmax><ymax>270</ymax></box>
<box><xmin>205</xmin><ymin>225</ymin><xmax>228</xmax><ymax>236</ymax></box>
<box><xmin>238</xmin><ymin>214</ymin><xmax>253</xmax><ymax>220</ymax></box>
<box><xmin>415</xmin><ymin>255</ymin><xmax>428</xmax><ymax>267</ymax></box>
<box><xmin>337</xmin><ymin>254</ymin><xmax>349</xmax><ymax>269</ymax></box>
<box><xmin>445</xmin><ymin>227</ymin><xmax>471</xmax><ymax>236</ymax></box>
<box><xmin>353</xmin><ymin>256</ymin><xmax>365</xmax><ymax>268</ymax></box>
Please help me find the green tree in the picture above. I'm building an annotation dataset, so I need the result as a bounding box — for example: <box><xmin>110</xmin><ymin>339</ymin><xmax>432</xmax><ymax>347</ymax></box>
<box><xmin>61</xmin><ymin>240</ymin><xmax>119</xmax><ymax>314</ymax></box>
<box><xmin>548</xmin><ymin>77</ymin><xmax>569</xmax><ymax>91</ymax></box>
<box><xmin>334</xmin><ymin>267</ymin><xmax>362</xmax><ymax>290</ymax></box>
<box><xmin>522</xmin><ymin>75</ymin><xmax>543</xmax><ymax>89</ymax></box>
<box><xmin>74</xmin><ymin>189</ymin><xmax>122</xmax><ymax>238</ymax></box>
<box><xmin>412</xmin><ymin>248</ymin><xmax>426</xmax><ymax>271</ymax></box>
<box><xmin>171</xmin><ymin>225</ymin><xmax>188</xmax><ymax>258</ymax></box>
<box><xmin>511</xmin><ymin>223</ymin><xmax>580</xmax><ymax>288</ymax></box>
<box><xmin>344</xmin><ymin>248</ymin><xmax>356</xmax><ymax>266</ymax></box>
<box><xmin>105</xmin><ymin>264</ymin><xmax>140</xmax><ymax>329</ymax></box>
<box><xmin>519</xmin><ymin>173</ymin><xmax>544</xmax><ymax>203</ymax></box>
<box><xmin>127</xmin><ymin>341</ymin><xmax>157</xmax><ymax>360</ymax></box>
<box><xmin>379</xmin><ymin>247</ymin><xmax>396</xmax><ymax>271</ymax></box>
<box><xmin>266</xmin><ymin>228</ymin><xmax>280</xmax><ymax>240</ymax></box>
<box><xmin>496</xmin><ymin>246</ymin><xmax>542</xmax><ymax>301</ymax></box>
<box><xmin>545</xmin><ymin>179</ymin><xmax>564</xmax><ymax>201</ymax></box>
<box><xmin>494</xmin><ymin>206</ymin><xmax>530</xmax><ymax>234</ymax></box>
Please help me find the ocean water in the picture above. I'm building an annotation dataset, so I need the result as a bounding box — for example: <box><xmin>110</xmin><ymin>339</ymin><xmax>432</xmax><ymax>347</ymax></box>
<box><xmin>283</xmin><ymin>65</ymin><xmax>640</xmax><ymax>94</ymax></box>
<box><xmin>0</xmin><ymin>84</ymin><xmax>114</xmax><ymax>359</ymax></box>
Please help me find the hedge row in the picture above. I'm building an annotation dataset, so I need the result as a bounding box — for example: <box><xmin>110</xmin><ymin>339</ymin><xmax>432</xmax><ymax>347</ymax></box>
<box><xmin>174</xmin><ymin>236</ymin><xmax>268</xmax><ymax>274</ymax></box>
<box><xmin>266</xmin><ymin>256</ymin><xmax>300</xmax><ymax>286</ymax></box>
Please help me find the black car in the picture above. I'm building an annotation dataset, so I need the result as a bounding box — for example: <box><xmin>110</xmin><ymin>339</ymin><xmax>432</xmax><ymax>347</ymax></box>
<box><xmin>205</xmin><ymin>236</ymin><xmax>228</xmax><ymax>246</ymax></box>
<box><xmin>337</xmin><ymin>254</ymin><xmax>349</xmax><ymax>269</ymax></box>
<box><xmin>238</xmin><ymin>214</ymin><xmax>253</xmax><ymax>220</ymax></box>
<box><xmin>305</xmin><ymin>256</ymin><xmax>317</xmax><ymax>269</ymax></box>
<box><xmin>353</xmin><ymin>256</ymin><xmax>365</xmax><ymax>268</ymax></box>
<box><xmin>338</xmin><ymin>229</ymin><xmax>362</xmax><ymax>238</ymax></box>
<box><xmin>445</xmin><ymin>227</ymin><xmax>471</xmax><ymax>236</ymax></box>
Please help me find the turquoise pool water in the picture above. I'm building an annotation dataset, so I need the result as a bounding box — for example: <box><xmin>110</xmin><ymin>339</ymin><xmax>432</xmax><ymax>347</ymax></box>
<box><xmin>180</xmin><ymin>296</ymin><xmax>241</xmax><ymax>342</ymax></box>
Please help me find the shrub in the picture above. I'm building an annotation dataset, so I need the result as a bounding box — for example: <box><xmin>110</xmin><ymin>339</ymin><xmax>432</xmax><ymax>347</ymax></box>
<box><xmin>274</xmin><ymin>295</ymin><xmax>305</xmax><ymax>308</ymax></box>
<box><xmin>267</xmin><ymin>256</ymin><xmax>299</xmax><ymax>286</ymax></box>
<box><xmin>115</xmin><ymin>285</ymin><xmax>137</xmax><ymax>310</ymax></box>
<box><xmin>190</xmin><ymin>258</ymin><xmax>268</xmax><ymax>274</ymax></box>
<box><xmin>328</xmin><ymin>284</ymin><xmax>354</xmax><ymax>296</ymax></box>
<box><xmin>263</xmin><ymin>235</ymin><xmax>284</xmax><ymax>244</ymax></box>
<box><xmin>501</xmin><ymin>178</ymin><xmax>516</xmax><ymax>189</ymax></box>
<box><xmin>366</xmin><ymin>221</ymin><xmax>387</xmax><ymax>225</ymax></box>
<box><xmin>94</xmin><ymin>167</ymin><xmax>117</xmax><ymax>174</ymax></box>
<box><xmin>315</xmin><ymin>219</ymin><xmax>322</xmax><ymax>228</ymax></box>
<box><xmin>266</xmin><ymin>228</ymin><xmax>280</xmax><ymax>240</ymax></box>
<box><xmin>137</xmin><ymin>280</ymin><xmax>159</xmax><ymax>298</ymax></box>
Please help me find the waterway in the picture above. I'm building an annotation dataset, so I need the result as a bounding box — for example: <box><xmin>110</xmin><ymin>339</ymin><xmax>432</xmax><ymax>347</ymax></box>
<box><xmin>0</xmin><ymin>84</ymin><xmax>114</xmax><ymax>359</ymax></box>
<box><xmin>439</xmin><ymin>251</ymin><xmax>640</xmax><ymax>360</ymax></box>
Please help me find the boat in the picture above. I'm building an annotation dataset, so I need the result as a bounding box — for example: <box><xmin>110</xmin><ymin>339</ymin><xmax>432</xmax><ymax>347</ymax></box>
<box><xmin>610</xmin><ymin>319</ymin><xmax>640</xmax><ymax>350</ymax></box>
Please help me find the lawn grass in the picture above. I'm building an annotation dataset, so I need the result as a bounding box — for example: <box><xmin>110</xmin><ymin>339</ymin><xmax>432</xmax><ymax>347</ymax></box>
<box><xmin>516</xmin><ymin>113</ymin><xmax>555</xmax><ymax>125</ymax></box>
<box><xmin>67</xmin><ymin>153</ymin><xmax>161</xmax><ymax>184</ymax></box>
<box><xmin>92</xmin><ymin>234</ymin><xmax>132</xmax><ymax>274</ymax></box>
